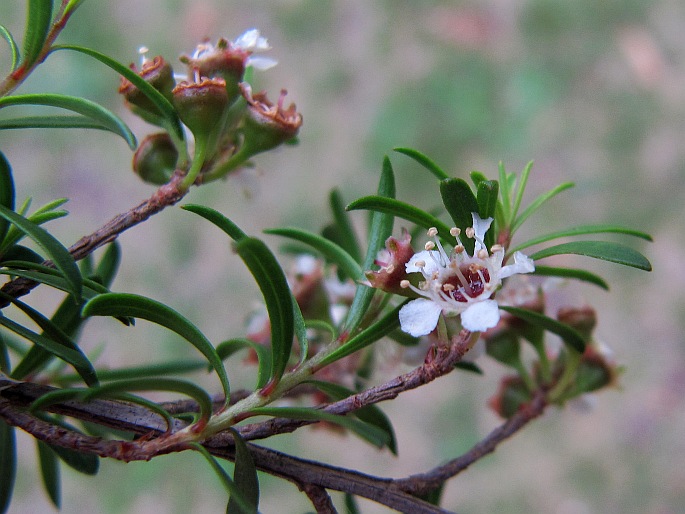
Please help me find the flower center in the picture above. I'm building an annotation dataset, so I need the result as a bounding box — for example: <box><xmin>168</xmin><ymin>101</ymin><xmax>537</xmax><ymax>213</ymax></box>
<box><xmin>442</xmin><ymin>265</ymin><xmax>490</xmax><ymax>302</ymax></box>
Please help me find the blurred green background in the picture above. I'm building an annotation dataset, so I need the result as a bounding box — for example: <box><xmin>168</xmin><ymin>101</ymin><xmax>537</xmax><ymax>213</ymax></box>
<box><xmin>1</xmin><ymin>1</ymin><xmax>683</xmax><ymax>513</ymax></box>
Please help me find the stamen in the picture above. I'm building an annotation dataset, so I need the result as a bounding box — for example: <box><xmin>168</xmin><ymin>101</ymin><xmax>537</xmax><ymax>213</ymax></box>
<box><xmin>491</xmin><ymin>244</ymin><xmax>503</xmax><ymax>253</ymax></box>
<box><xmin>477</xmin><ymin>249</ymin><xmax>489</xmax><ymax>259</ymax></box>
<box><xmin>138</xmin><ymin>46</ymin><xmax>149</xmax><ymax>66</ymax></box>
<box><xmin>415</xmin><ymin>260</ymin><xmax>426</xmax><ymax>268</ymax></box>
<box><xmin>386</xmin><ymin>264</ymin><xmax>395</xmax><ymax>274</ymax></box>
<box><xmin>427</xmin><ymin>227</ymin><xmax>438</xmax><ymax>237</ymax></box>
<box><xmin>454</xmin><ymin>245</ymin><xmax>465</xmax><ymax>254</ymax></box>
<box><xmin>400</xmin><ymin>280</ymin><xmax>410</xmax><ymax>288</ymax></box>
<box><xmin>443</xmin><ymin>284</ymin><xmax>456</xmax><ymax>292</ymax></box>
<box><xmin>465</xmin><ymin>227</ymin><xmax>475</xmax><ymax>239</ymax></box>
<box><xmin>425</xmin><ymin>241</ymin><xmax>435</xmax><ymax>251</ymax></box>
<box><xmin>450</xmin><ymin>227</ymin><xmax>461</xmax><ymax>237</ymax></box>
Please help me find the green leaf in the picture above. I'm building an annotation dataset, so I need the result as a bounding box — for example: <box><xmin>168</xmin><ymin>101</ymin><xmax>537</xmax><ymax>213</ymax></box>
<box><xmin>234</xmin><ymin>238</ymin><xmax>294</xmax><ymax>386</ymax></box>
<box><xmin>52</xmin><ymin>45</ymin><xmax>185</xmax><ymax>141</ymax></box>
<box><xmin>511</xmin><ymin>161</ymin><xmax>534</xmax><ymax>224</ymax></box>
<box><xmin>37</xmin><ymin>441</ymin><xmax>61</xmax><ymax>509</ymax></box>
<box><xmin>191</xmin><ymin>443</ymin><xmax>256</xmax><ymax>514</ymax></box>
<box><xmin>0</xmin><ymin>114</ymin><xmax>127</xmax><ymax>134</ymax></box>
<box><xmin>510</xmin><ymin>224</ymin><xmax>653</xmax><ymax>254</ymax></box>
<box><xmin>216</xmin><ymin>339</ymin><xmax>271</xmax><ymax>390</ymax></box>
<box><xmin>329</xmin><ymin>188</ymin><xmax>361</xmax><ymax>263</ymax></box>
<box><xmin>533</xmin><ymin>265</ymin><xmax>609</xmax><ymax>290</ymax></box>
<box><xmin>511</xmin><ymin>182</ymin><xmax>574</xmax><ymax>234</ymax></box>
<box><xmin>455</xmin><ymin>361</ymin><xmax>484</xmax><ymax>374</ymax></box>
<box><xmin>346</xmin><ymin>196</ymin><xmax>457</xmax><ymax>246</ymax></box>
<box><xmin>499</xmin><ymin>306</ymin><xmax>586</xmax><ymax>353</ymax></box>
<box><xmin>264</xmin><ymin>227</ymin><xmax>362</xmax><ymax>281</ymax></box>
<box><xmin>393</xmin><ymin>147</ymin><xmax>449</xmax><ymax>180</ymax></box>
<box><xmin>439</xmin><ymin>178</ymin><xmax>479</xmax><ymax>254</ymax></box>
<box><xmin>248</xmin><ymin>407</ymin><xmax>391</xmax><ymax>449</ymax></box>
<box><xmin>1</xmin><ymin>315</ymin><xmax>94</xmax><ymax>382</ymax></box>
<box><xmin>21</xmin><ymin>0</ymin><xmax>53</xmax><ymax>68</ymax></box>
<box><xmin>321</xmin><ymin>300</ymin><xmax>408</xmax><ymax>366</ymax></box>
<box><xmin>0</xmin><ymin>420</ymin><xmax>16</xmax><ymax>513</ymax></box>
<box><xmin>226</xmin><ymin>429</ymin><xmax>259</xmax><ymax>514</ymax></box>
<box><xmin>0</xmin><ymin>94</ymin><xmax>136</xmax><ymax>150</ymax></box>
<box><xmin>83</xmin><ymin>378</ymin><xmax>213</xmax><ymax>424</ymax></box>
<box><xmin>498</xmin><ymin>162</ymin><xmax>512</xmax><ymax>225</ymax></box>
<box><xmin>0</xmin><ymin>263</ymin><xmax>109</xmax><ymax>298</ymax></box>
<box><xmin>56</xmin><ymin>360</ymin><xmax>210</xmax><ymax>386</ymax></box>
<box><xmin>343</xmin><ymin>156</ymin><xmax>395</xmax><ymax>333</ymax></box>
<box><xmin>91</xmin><ymin>242</ymin><xmax>120</xmax><ymax>288</ymax></box>
<box><xmin>292</xmin><ymin>294</ymin><xmax>308</xmax><ymax>367</ymax></box>
<box><xmin>181</xmin><ymin>204</ymin><xmax>248</xmax><ymax>241</ymax></box>
<box><xmin>529</xmin><ymin>241</ymin><xmax>652</xmax><ymax>271</ymax></box>
<box><xmin>1</xmin><ymin>291</ymin><xmax>97</xmax><ymax>385</ymax></box>
<box><xmin>307</xmin><ymin>380</ymin><xmax>397</xmax><ymax>454</ymax></box>
<box><xmin>0</xmin><ymin>204</ymin><xmax>81</xmax><ymax>301</ymax></box>
<box><xmin>63</xmin><ymin>0</ymin><xmax>86</xmax><ymax>17</ymax></box>
<box><xmin>81</xmin><ymin>293</ymin><xmax>231</xmax><ymax>403</ymax></box>
<box><xmin>0</xmin><ymin>25</ymin><xmax>20</xmax><ymax>72</ymax></box>
<box><xmin>0</xmin><ymin>152</ymin><xmax>15</xmax><ymax>245</ymax></box>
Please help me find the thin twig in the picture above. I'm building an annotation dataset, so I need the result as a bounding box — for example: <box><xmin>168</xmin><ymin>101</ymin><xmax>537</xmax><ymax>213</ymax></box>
<box><xmin>300</xmin><ymin>484</ymin><xmax>338</xmax><ymax>514</ymax></box>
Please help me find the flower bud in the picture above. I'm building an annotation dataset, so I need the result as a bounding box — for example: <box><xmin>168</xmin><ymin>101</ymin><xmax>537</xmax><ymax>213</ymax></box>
<box><xmin>557</xmin><ymin>306</ymin><xmax>596</xmax><ymax>342</ymax></box>
<box><xmin>132</xmin><ymin>133</ymin><xmax>179</xmax><ymax>185</ymax></box>
<box><xmin>488</xmin><ymin>375</ymin><xmax>532</xmax><ymax>418</ymax></box>
<box><xmin>119</xmin><ymin>51</ymin><xmax>175</xmax><ymax>119</ymax></box>
<box><xmin>172</xmin><ymin>78</ymin><xmax>228</xmax><ymax>140</ymax></box>
<box><xmin>239</xmin><ymin>84</ymin><xmax>302</xmax><ymax>156</ymax></box>
<box><xmin>572</xmin><ymin>344</ymin><xmax>619</xmax><ymax>394</ymax></box>
<box><xmin>365</xmin><ymin>231</ymin><xmax>415</xmax><ymax>295</ymax></box>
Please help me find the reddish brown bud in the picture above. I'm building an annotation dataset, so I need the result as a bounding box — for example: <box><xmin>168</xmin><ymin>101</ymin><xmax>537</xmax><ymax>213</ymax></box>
<box><xmin>557</xmin><ymin>306</ymin><xmax>596</xmax><ymax>341</ymax></box>
<box><xmin>119</xmin><ymin>55</ymin><xmax>175</xmax><ymax>116</ymax></box>
<box><xmin>365</xmin><ymin>231</ymin><xmax>415</xmax><ymax>295</ymax></box>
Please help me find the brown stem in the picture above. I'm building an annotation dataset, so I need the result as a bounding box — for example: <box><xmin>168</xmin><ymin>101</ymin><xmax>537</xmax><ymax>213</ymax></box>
<box><xmin>300</xmin><ymin>484</ymin><xmax>338</xmax><ymax>514</ymax></box>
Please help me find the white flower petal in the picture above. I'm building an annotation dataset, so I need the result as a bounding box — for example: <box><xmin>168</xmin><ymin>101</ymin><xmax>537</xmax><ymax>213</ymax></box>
<box><xmin>461</xmin><ymin>299</ymin><xmax>500</xmax><ymax>332</ymax></box>
<box><xmin>399</xmin><ymin>298</ymin><xmax>442</xmax><ymax>337</ymax></box>
<box><xmin>246</xmin><ymin>55</ymin><xmax>278</xmax><ymax>70</ymax></box>
<box><xmin>499</xmin><ymin>251</ymin><xmax>535</xmax><ymax>279</ymax></box>
<box><xmin>234</xmin><ymin>29</ymin><xmax>260</xmax><ymax>49</ymax></box>
<box><xmin>405</xmin><ymin>250</ymin><xmax>440</xmax><ymax>274</ymax></box>
<box><xmin>470</xmin><ymin>212</ymin><xmax>493</xmax><ymax>250</ymax></box>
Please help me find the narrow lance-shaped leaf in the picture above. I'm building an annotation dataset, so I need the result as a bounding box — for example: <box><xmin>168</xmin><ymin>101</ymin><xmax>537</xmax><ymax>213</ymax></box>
<box><xmin>190</xmin><ymin>443</ymin><xmax>256</xmax><ymax>514</ymax></box>
<box><xmin>499</xmin><ymin>306</ymin><xmax>586</xmax><ymax>353</ymax></box>
<box><xmin>248</xmin><ymin>407</ymin><xmax>391</xmax><ymax>449</ymax></box>
<box><xmin>530</xmin><ymin>241</ymin><xmax>652</xmax><ymax>271</ymax></box>
<box><xmin>83</xmin><ymin>378</ymin><xmax>213</xmax><ymax>424</ymax></box>
<box><xmin>0</xmin><ymin>152</ymin><xmax>15</xmax><ymax>245</ymax></box>
<box><xmin>343</xmin><ymin>156</ymin><xmax>396</xmax><ymax>334</ymax></box>
<box><xmin>509</xmin><ymin>224</ymin><xmax>653</xmax><ymax>254</ymax></box>
<box><xmin>292</xmin><ymin>293</ymin><xmax>308</xmax><ymax>367</ymax></box>
<box><xmin>0</xmin><ymin>204</ymin><xmax>82</xmax><ymax>301</ymax></box>
<box><xmin>21</xmin><ymin>0</ymin><xmax>53</xmax><ymax>68</ymax></box>
<box><xmin>440</xmin><ymin>178</ymin><xmax>479</xmax><ymax>254</ymax></box>
<box><xmin>0</xmin><ymin>315</ymin><xmax>94</xmax><ymax>383</ymax></box>
<box><xmin>264</xmin><ymin>227</ymin><xmax>362</xmax><ymax>281</ymax></box>
<box><xmin>82</xmin><ymin>293</ymin><xmax>231</xmax><ymax>403</ymax></box>
<box><xmin>511</xmin><ymin>161</ymin><xmax>534</xmax><ymax>224</ymax></box>
<box><xmin>0</xmin><ymin>25</ymin><xmax>20</xmax><ymax>72</ymax></box>
<box><xmin>329</xmin><ymin>188</ymin><xmax>361</xmax><ymax>263</ymax></box>
<box><xmin>0</xmin><ymin>114</ymin><xmax>130</xmax><ymax>135</ymax></box>
<box><xmin>533</xmin><ymin>265</ymin><xmax>609</xmax><ymax>290</ymax></box>
<box><xmin>0</xmin><ymin>420</ymin><xmax>17</xmax><ymax>513</ymax></box>
<box><xmin>393</xmin><ymin>147</ymin><xmax>449</xmax><ymax>180</ymax></box>
<box><xmin>216</xmin><ymin>339</ymin><xmax>271</xmax><ymax>390</ymax></box>
<box><xmin>234</xmin><ymin>237</ymin><xmax>294</xmax><ymax>386</ymax></box>
<box><xmin>37</xmin><ymin>441</ymin><xmax>61</xmax><ymax>509</ymax></box>
<box><xmin>346</xmin><ymin>196</ymin><xmax>457</xmax><ymax>246</ymax></box>
<box><xmin>1</xmin><ymin>291</ymin><xmax>97</xmax><ymax>385</ymax></box>
<box><xmin>0</xmin><ymin>94</ymin><xmax>136</xmax><ymax>150</ymax></box>
<box><xmin>226</xmin><ymin>429</ymin><xmax>259</xmax><ymax>514</ymax></box>
<box><xmin>181</xmin><ymin>204</ymin><xmax>247</xmax><ymax>241</ymax></box>
<box><xmin>52</xmin><ymin>45</ymin><xmax>185</xmax><ymax>141</ymax></box>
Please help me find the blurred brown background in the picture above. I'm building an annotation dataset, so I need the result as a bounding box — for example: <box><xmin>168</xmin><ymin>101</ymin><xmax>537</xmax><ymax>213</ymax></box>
<box><xmin>1</xmin><ymin>1</ymin><xmax>682</xmax><ymax>513</ymax></box>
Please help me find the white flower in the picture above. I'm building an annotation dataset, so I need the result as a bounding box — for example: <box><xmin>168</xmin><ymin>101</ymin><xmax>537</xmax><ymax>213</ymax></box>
<box><xmin>398</xmin><ymin>213</ymin><xmax>535</xmax><ymax>336</ymax></box>
<box><xmin>233</xmin><ymin>29</ymin><xmax>278</xmax><ymax>70</ymax></box>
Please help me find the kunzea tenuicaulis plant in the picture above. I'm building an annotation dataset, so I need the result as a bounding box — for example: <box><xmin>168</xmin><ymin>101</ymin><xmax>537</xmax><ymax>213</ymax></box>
<box><xmin>0</xmin><ymin>4</ymin><xmax>651</xmax><ymax>513</ymax></box>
